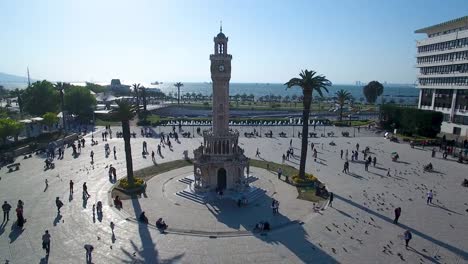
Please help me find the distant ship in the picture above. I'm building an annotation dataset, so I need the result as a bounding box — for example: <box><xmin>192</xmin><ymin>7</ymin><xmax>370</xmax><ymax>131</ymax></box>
<box><xmin>151</xmin><ymin>81</ymin><xmax>162</xmax><ymax>85</ymax></box>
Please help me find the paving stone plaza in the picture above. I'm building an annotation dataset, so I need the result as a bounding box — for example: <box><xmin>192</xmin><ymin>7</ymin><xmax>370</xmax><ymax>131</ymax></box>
<box><xmin>0</xmin><ymin>125</ymin><xmax>467</xmax><ymax>264</ymax></box>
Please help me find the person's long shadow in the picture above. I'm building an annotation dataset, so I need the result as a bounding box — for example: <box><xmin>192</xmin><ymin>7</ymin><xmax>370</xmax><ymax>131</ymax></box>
<box><xmin>204</xmin><ymin>193</ymin><xmax>338</xmax><ymax>263</ymax></box>
<box><xmin>8</xmin><ymin>223</ymin><xmax>24</xmax><ymax>243</ymax></box>
<box><xmin>407</xmin><ymin>246</ymin><xmax>441</xmax><ymax>264</ymax></box>
<box><xmin>53</xmin><ymin>213</ymin><xmax>62</xmax><ymax>226</ymax></box>
<box><xmin>428</xmin><ymin>203</ymin><xmax>462</xmax><ymax>215</ymax></box>
<box><xmin>335</xmin><ymin>194</ymin><xmax>468</xmax><ymax>260</ymax></box>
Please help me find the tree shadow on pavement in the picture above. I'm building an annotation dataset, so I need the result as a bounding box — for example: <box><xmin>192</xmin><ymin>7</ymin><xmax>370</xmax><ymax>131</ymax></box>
<box><xmin>335</xmin><ymin>194</ymin><xmax>468</xmax><ymax>261</ymax></box>
<box><xmin>118</xmin><ymin>195</ymin><xmax>184</xmax><ymax>263</ymax></box>
<box><xmin>206</xmin><ymin>193</ymin><xmax>338</xmax><ymax>263</ymax></box>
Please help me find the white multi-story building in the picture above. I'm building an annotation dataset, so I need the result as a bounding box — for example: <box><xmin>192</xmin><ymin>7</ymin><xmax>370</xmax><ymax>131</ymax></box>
<box><xmin>415</xmin><ymin>16</ymin><xmax>468</xmax><ymax>137</ymax></box>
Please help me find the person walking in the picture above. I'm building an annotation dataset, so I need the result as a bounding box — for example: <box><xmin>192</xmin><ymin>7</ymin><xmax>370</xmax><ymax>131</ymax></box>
<box><xmin>55</xmin><ymin>197</ymin><xmax>64</xmax><ymax>213</ymax></box>
<box><xmin>394</xmin><ymin>207</ymin><xmax>401</xmax><ymax>224</ymax></box>
<box><xmin>42</xmin><ymin>230</ymin><xmax>51</xmax><ymax>255</ymax></box>
<box><xmin>255</xmin><ymin>148</ymin><xmax>260</xmax><ymax>157</ymax></box>
<box><xmin>329</xmin><ymin>192</ymin><xmax>334</xmax><ymax>207</ymax></box>
<box><xmin>69</xmin><ymin>180</ymin><xmax>74</xmax><ymax>194</ymax></box>
<box><xmin>340</xmin><ymin>149</ymin><xmax>343</xmax><ymax>159</ymax></box>
<box><xmin>83</xmin><ymin>182</ymin><xmax>90</xmax><ymax>198</ymax></box>
<box><xmin>2</xmin><ymin>201</ymin><xmax>11</xmax><ymax>222</ymax></box>
<box><xmin>404</xmin><ymin>230</ymin><xmax>412</xmax><ymax>248</ymax></box>
<box><xmin>90</xmin><ymin>150</ymin><xmax>94</xmax><ymax>163</ymax></box>
<box><xmin>45</xmin><ymin>179</ymin><xmax>48</xmax><ymax>189</ymax></box>
<box><xmin>427</xmin><ymin>190</ymin><xmax>433</xmax><ymax>204</ymax></box>
<box><xmin>84</xmin><ymin>244</ymin><xmax>94</xmax><ymax>263</ymax></box>
<box><xmin>373</xmin><ymin>156</ymin><xmax>377</xmax><ymax>167</ymax></box>
<box><xmin>387</xmin><ymin>168</ymin><xmax>391</xmax><ymax>177</ymax></box>
<box><xmin>151</xmin><ymin>151</ymin><xmax>155</xmax><ymax>162</ymax></box>
<box><xmin>113</xmin><ymin>146</ymin><xmax>116</xmax><ymax>158</ymax></box>
<box><xmin>277</xmin><ymin>167</ymin><xmax>283</xmax><ymax>180</ymax></box>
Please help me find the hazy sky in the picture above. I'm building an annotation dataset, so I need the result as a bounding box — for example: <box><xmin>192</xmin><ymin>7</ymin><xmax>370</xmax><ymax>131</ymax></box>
<box><xmin>1</xmin><ymin>0</ymin><xmax>467</xmax><ymax>84</ymax></box>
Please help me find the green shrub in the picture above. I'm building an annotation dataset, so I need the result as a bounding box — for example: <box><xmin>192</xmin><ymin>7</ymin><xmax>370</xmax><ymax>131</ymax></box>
<box><xmin>380</xmin><ymin>105</ymin><xmax>442</xmax><ymax>137</ymax></box>
<box><xmin>291</xmin><ymin>173</ymin><xmax>317</xmax><ymax>185</ymax></box>
<box><xmin>118</xmin><ymin>178</ymin><xmax>145</xmax><ymax>189</ymax></box>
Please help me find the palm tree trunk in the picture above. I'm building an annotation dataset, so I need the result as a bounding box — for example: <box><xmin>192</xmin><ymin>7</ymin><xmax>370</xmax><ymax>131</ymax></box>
<box><xmin>177</xmin><ymin>87</ymin><xmax>180</xmax><ymax>105</ymax></box>
<box><xmin>60</xmin><ymin>92</ymin><xmax>66</xmax><ymax>131</ymax></box>
<box><xmin>122</xmin><ymin>119</ymin><xmax>134</xmax><ymax>184</ymax></box>
<box><xmin>339</xmin><ymin>105</ymin><xmax>343</xmax><ymax>122</ymax></box>
<box><xmin>299</xmin><ymin>95</ymin><xmax>312</xmax><ymax>179</ymax></box>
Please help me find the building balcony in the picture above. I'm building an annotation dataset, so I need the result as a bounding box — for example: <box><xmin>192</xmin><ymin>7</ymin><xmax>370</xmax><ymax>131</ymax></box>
<box><xmin>417</xmin><ymin>84</ymin><xmax>468</xmax><ymax>90</ymax></box>
<box><xmin>416</xmin><ymin>59</ymin><xmax>468</xmax><ymax>67</ymax></box>
<box><xmin>418</xmin><ymin>72</ymin><xmax>468</xmax><ymax>78</ymax></box>
<box><xmin>416</xmin><ymin>46</ymin><xmax>468</xmax><ymax>57</ymax></box>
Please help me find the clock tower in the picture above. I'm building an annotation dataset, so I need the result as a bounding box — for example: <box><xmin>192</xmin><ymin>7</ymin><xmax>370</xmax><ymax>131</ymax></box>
<box><xmin>210</xmin><ymin>26</ymin><xmax>232</xmax><ymax>135</ymax></box>
<box><xmin>191</xmin><ymin>27</ymin><xmax>249</xmax><ymax>194</ymax></box>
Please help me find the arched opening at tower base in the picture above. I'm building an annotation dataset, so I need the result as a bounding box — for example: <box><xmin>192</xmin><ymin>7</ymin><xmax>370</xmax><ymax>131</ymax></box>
<box><xmin>217</xmin><ymin>168</ymin><xmax>227</xmax><ymax>190</ymax></box>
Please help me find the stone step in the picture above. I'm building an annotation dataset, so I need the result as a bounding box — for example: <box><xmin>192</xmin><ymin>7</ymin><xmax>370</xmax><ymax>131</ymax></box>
<box><xmin>178</xmin><ymin>177</ymin><xmax>194</xmax><ymax>185</ymax></box>
<box><xmin>245</xmin><ymin>176</ymin><xmax>259</xmax><ymax>184</ymax></box>
<box><xmin>176</xmin><ymin>191</ymin><xmax>206</xmax><ymax>204</ymax></box>
<box><xmin>244</xmin><ymin>188</ymin><xmax>266</xmax><ymax>203</ymax></box>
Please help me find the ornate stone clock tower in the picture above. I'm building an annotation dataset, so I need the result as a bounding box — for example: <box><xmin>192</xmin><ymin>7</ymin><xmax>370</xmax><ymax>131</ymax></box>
<box><xmin>210</xmin><ymin>27</ymin><xmax>232</xmax><ymax>135</ymax></box>
<box><xmin>192</xmin><ymin>28</ymin><xmax>249</xmax><ymax>194</ymax></box>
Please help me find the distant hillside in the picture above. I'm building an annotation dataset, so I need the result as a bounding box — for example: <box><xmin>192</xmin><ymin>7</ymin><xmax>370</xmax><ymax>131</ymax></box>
<box><xmin>0</xmin><ymin>72</ymin><xmax>32</xmax><ymax>89</ymax></box>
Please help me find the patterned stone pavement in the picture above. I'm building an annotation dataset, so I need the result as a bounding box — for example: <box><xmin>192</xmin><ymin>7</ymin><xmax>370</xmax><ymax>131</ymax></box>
<box><xmin>0</xmin><ymin>125</ymin><xmax>467</xmax><ymax>263</ymax></box>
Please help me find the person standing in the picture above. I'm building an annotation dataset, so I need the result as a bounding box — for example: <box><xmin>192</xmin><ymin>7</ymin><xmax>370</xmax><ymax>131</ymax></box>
<box><xmin>83</xmin><ymin>182</ymin><xmax>90</xmax><ymax>198</ymax></box>
<box><xmin>151</xmin><ymin>151</ymin><xmax>155</xmax><ymax>162</ymax></box>
<box><xmin>84</xmin><ymin>244</ymin><xmax>94</xmax><ymax>263</ymax></box>
<box><xmin>340</xmin><ymin>149</ymin><xmax>343</xmax><ymax>159</ymax></box>
<box><xmin>373</xmin><ymin>156</ymin><xmax>377</xmax><ymax>167</ymax></box>
<box><xmin>404</xmin><ymin>230</ymin><xmax>412</xmax><ymax>248</ymax></box>
<box><xmin>55</xmin><ymin>197</ymin><xmax>64</xmax><ymax>213</ymax></box>
<box><xmin>427</xmin><ymin>190</ymin><xmax>433</xmax><ymax>204</ymax></box>
<box><xmin>90</xmin><ymin>150</ymin><xmax>94</xmax><ymax>163</ymax></box>
<box><xmin>113</xmin><ymin>146</ymin><xmax>117</xmax><ymax>158</ymax></box>
<box><xmin>69</xmin><ymin>180</ymin><xmax>74</xmax><ymax>194</ymax></box>
<box><xmin>387</xmin><ymin>168</ymin><xmax>391</xmax><ymax>177</ymax></box>
<box><xmin>329</xmin><ymin>192</ymin><xmax>334</xmax><ymax>207</ymax></box>
<box><xmin>42</xmin><ymin>230</ymin><xmax>51</xmax><ymax>255</ymax></box>
<box><xmin>394</xmin><ymin>207</ymin><xmax>401</xmax><ymax>224</ymax></box>
<box><xmin>45</xmin><ymin>179</ymin><xmax>48</xmax><ymax>189</ymax></box>
<box><xmin>277</xmin><ymin>167</ymin><xmax>282</xmax><ymax>180</ymax></box>
<box><xmin>2</xmin><ymin>201</ymin><xmax>11</xmax><ymax>222</ymax></box>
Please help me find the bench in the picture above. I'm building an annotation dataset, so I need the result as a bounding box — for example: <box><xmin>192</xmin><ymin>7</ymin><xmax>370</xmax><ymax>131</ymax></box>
<box><xmin>327</xmin><ymin>132</ymin><xmax>334</xmax><ymax>137</ymax></box>
<box><xmin>182</xmin><ymin>132</ymin><xmax>191</xmax><ymax>138</ymax></box>
<box><xmin>279</xmin><ymin>132</ymin><xmax>287</xmax><ymax>138</ymax></box>
<box><xmin>309</xmin><ymin>132</ymin><xmax>317</xmax><ymax>138</ymax></box>
<box><xmin>7</xmin><ymin>163</ymin><xmax>20</xmax><ymax>172</ymax></box>
<box><xmin>264</xmin><ymin>132</ymin><xmax>273</xmax><ymax>138</ymax></box>
<box><xmin>341</xmin><ymin>131</ymin><xmax>350</xmax><ymax>137</ymax></box>
<box><xmin>23</xmin><ymin>152</ymin><xmax>33</xmax><ymax>159</ymax></box>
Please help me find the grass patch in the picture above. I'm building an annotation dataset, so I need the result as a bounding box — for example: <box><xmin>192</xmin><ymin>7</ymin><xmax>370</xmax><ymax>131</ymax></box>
<box><xmin>134</xmin><ymin>159</ymin><xmax>193</xmax><ymax>181</ymax></box>
<box><xmin>249</xmin><ymin>159</ymin><xmax>326</xmax><ymax>203</ymax></box>
<box><xmin>297</xmin><ymin>186</ymin><xmax>324</xmax><ymax>203</ymax></box>
<box><xmin>115</xmin><ymin>158</ymin><xmax>326</xmax><ymax>203</ymax></box>
<box><xmin>95</xmin><ymin>118</ymin><xmax>120</xmax><ymax>126</ymax></box>
<box><xmin>333</xmin><ymin>120</ymin><xmax>374</xmax><ymax>127</ymax></box>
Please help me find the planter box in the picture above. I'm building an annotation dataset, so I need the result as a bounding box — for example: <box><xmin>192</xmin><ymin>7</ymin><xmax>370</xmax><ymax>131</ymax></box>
<box><xmin>114</xmin><ymin>182</ymin><xmax>147</xmax><ymax>194</ymax></box>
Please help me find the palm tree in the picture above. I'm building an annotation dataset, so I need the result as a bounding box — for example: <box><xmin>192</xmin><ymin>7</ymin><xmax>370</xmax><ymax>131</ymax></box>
<box><xmin>285</xmin><ymin>70</ymin><xmax>331</xmax><ymax>179</ymax></box>
<box><xmin>140</xmin><ymin>86</ymin><xmax>147</xmax><ymax>112</ymax></box>
<box><xmin>174</xmin><ymin>82</ymin><xmax>183</xmax><ymax>105</ymax></box>
<box><xmin>111</xmin><ymin>100</ymin><xmax>137</xmax><ymax>184</ymax></box>
<box><xmin>54</xmin><ymin>82</ymin><xmax>67</xmax><ymax>130</ymax></box>
<box><xmin>132</xmin><ymin>83</ymin><xmax>141</xmax><ymax>113</ymax></box>
<box><xmin>335</xmin><ymin>89</ymin><xmax>352</xmax><ymax>121</ymax></box>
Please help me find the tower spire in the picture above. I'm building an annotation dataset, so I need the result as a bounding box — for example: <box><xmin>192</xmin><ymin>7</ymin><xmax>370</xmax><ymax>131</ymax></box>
<box><xmin>220</xmin><ymin>21</ymin><xmax>222</xmax><ymax>33</ymax></box>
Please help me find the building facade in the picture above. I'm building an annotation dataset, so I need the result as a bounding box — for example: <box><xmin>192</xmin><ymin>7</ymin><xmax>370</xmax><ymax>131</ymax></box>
<box><xmin>415</xmin><ymin>16</ymin><xmax>468</xmax><ymax>137</ymax></box>
<box><xmin>192</xmin><ymin>29</ymin><xmax>249</xmax><ymax>193</ymax></box>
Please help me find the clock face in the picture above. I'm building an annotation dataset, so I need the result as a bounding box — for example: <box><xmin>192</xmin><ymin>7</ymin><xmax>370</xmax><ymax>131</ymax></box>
<box><xmin>218</xmin><ymin>65</ymin><xmax>225</xmax><ymax>72</ymax></box>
